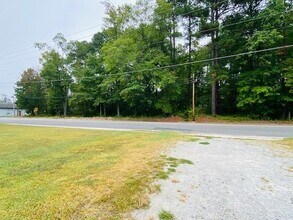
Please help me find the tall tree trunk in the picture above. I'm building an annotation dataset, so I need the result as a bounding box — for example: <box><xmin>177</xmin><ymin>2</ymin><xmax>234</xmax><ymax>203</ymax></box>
<box><xmin>117</xmin><ymin>103</ymin><xmax>120</xmax><ymax>117</ymax></box>
<box><xmin>170</xmin><ymin>0</ymin><xmax>176</xmax><ymax>65</ymax></box>
<box><xmin>188</xmin><ymin>15</ymin><xmax>192</xmax><ymax>78</ymax></box>
<box><xmin>169</xmin><ymin>31</ymin><xmax>173</xmax><ymax>63</ymax></box>
<box><xmin>82</xmin><ymin>102</ymin><xmax>85</xmax><ymax>117</ymax></box>
<box><xmin>63</xmin><ymin>98</ymin><xmax>67</xmax><ymax>117</ymax></box>
<box><xmin>187</xmin><ymin>12</ymin><xmax>193</xmax><ymax>107</ymax></box>
<box><xmin>172</xmin><ymin>1</ymin><xmax>176</xmax><ymax>64</ymax></box>
<box><xmin>281</xmin><ymin>0</ymin><xmax>287</xmax><ymax>119</ymax></box>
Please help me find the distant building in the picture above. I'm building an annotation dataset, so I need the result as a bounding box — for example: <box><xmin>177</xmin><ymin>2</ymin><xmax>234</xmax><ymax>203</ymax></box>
<box><xmin>0</xmin><ymin>103</ymin><xmax>27</xmax><ymax>117</ymax></box>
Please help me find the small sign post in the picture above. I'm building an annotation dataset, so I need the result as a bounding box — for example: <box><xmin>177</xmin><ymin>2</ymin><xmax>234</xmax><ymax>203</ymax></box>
<box><xmin>33</xmin><ymin>107</ymin><xmax>39</xmax><ymax>116</ymax></box>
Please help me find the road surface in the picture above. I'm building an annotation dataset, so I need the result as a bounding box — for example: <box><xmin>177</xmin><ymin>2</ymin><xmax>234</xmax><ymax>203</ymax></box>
<box><xmin>0</xmin><ymin>117</ymin><xmax>292</xmax><ymax>138</ymax></box>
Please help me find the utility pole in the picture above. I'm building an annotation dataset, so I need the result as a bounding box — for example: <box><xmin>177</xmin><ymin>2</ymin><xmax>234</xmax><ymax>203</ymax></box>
<box><xmin>192</xmin><ymin>74</ymin><xmax>195</xmax><ymax>121</ymax></box>
<box><xmin>63</xmin><ymin>86</ymin><xmax>68</xmax><ymax>117</ymax></box>
<box><xmin>12</xmin><ymin>95</ymin><xmax>15</xmax><ymax>117</ymax></box>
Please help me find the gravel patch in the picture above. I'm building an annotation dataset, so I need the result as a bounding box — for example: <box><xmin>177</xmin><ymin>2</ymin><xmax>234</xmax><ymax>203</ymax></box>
<box><xmin>132</xmin><ymin>138</ymin><xmax>293</xmax><ymax>220</ymax></box>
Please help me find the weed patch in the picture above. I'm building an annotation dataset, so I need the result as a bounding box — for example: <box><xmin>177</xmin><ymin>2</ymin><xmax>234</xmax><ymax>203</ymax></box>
<box><xmin>199</xmin><ymin>142</ymin><xmax>210</xmax><ymax>145</ymax></box>
<box><xmin>189</xmin><ymin>137</ymin><xmax>199</xmax><ymax>142</ymax></box>
<box><xmin>159</xmin><ymin>210</ymin><xmax>175</xmax><ymax>220</ymax></box>
<box><xmin>156</xmin><ymin>156</ymin><xmax>193</xmax><ymax>180</ymax></box>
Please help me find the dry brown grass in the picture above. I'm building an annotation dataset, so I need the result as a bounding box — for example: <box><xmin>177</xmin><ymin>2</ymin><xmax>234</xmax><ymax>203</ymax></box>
<box><xmin>0</xmin><ymin>124</ymin><xmax>185</xmax><ymax>219</ymax></box>
<box><xmin>276</xmin><ymin>138</ymin><xmax>293</xmax><ymax>151</ymax></box>
<box><xmin>270</xmin><ymin>138</ymin><xmax>293</xmax><ymax>158</ymax></box>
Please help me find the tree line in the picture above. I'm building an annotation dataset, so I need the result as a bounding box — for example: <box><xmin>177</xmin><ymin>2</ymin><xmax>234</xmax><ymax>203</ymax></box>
<box><xmin>15</xmin><ymin>0</ymin><xmax>293</xmax><ymax>119</ymax></box>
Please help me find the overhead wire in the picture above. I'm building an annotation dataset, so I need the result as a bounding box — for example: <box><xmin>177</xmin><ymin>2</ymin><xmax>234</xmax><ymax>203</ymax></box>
<box><xmin>0</xmin><ymin>0</ymin><xmax>231</xmax><ymax>60</ymax></box>
<box><xmin>0</xmin><ymin>7</ymin><xmax>291</xmax><ymax>67</ymax></box>
<box><xmin>1</xmin><ymin>0</ymin><xmax>291</xmax><ymax>93</ymax></box>
<box><xmin>1</xmin><ymin>44</ymin><xmax>290</xmax><ymax>86</ymax></box>
<box><xmin>199</xmin><ymin>8</ymin><xmax>293</xmax><ymax>34</ymax></box>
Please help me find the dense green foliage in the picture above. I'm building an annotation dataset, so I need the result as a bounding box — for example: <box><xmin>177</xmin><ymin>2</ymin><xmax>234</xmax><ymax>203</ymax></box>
<box><xmin>15</xmin><ymin>0</ymin><xmax>293</xmax><ymax>119</ymax></box>
<box><xmin>15</xmin><ymin>68</ymin><xmax>45</xmax><ymax>114</ymax></box>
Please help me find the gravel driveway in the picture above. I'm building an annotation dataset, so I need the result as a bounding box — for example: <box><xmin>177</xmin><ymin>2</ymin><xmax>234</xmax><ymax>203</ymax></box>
<box><xmin>132</xmin><ymin>138</ymin><xmax>293</xmax><ymax>220</ymax></box>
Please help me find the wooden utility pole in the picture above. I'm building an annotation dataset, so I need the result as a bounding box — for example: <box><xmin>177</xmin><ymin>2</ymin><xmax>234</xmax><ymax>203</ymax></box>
<box><xmin>63</xmin><ymin>86</ymin><xmax>68</xmax><ymax>117</ymax></box>
<box><xmin>192</xmin><ymin>74</ymin><xmax>195</xmax><ymax>121</ymax></box>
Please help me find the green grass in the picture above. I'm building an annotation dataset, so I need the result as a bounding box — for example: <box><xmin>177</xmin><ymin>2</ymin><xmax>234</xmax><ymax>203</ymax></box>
<box><xmin>156</xmin><ymin>156</ymin><xmax>194</xmax><ymax>180</ymax></box>
<box><xmin>189</xmin><ymin>137</ymin><xmax>199</xmax><ymax>142</ymax></box>
<box><xmin>199</xmin><ymin>141</ymin><xmax>210</xmax><ymax>145</ymax></box>
<box><xmin>194</xmin><ymin>114</ymin><xmax>292</xmax><ymax>124</ymax></box>
<box><xmin>159</xmin><ymin>210</ymin><xmax>175</xmax><ymax>220</ymax></box>
<box><xmin>215</xmin><ymin>115</ymin><xmax>293</xmax><ymax>123</ymax></box>
<box><xmin>0</xmin><ymin>124</ymin><xmax>185</xmax><ymax>219</ymax></box>
<box><xmin>156</xmin><ymin>170</ymin><xmax>170</xmax><ymax>180</ymax></box>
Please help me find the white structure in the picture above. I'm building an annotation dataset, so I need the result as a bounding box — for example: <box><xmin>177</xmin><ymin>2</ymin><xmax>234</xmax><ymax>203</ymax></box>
<box><xmin>0</xmin><ymin>103</ymin><xmax>27</xmax><ymax>117</ymax></box>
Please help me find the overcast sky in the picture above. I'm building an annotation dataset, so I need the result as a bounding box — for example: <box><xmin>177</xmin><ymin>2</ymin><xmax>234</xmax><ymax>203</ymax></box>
<box><xmin>0</xmin><ymin>0</ymin><xmax>136</xmax><ymax>99</ymax></box>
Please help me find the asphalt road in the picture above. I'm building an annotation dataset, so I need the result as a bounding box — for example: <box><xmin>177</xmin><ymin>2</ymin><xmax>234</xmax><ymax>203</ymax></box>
<box><xmin>0</xmin><ymin>117</ymin><xmax>292</xmax><ymax>138</ymax></box>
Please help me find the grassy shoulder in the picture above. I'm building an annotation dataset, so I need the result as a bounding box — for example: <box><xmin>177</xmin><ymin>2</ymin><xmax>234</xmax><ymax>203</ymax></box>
<box><xmin>0</xmin><ymin>124</ymin><xmax>186</xmax><ymax>219</ymax></box>
<box><xmin>269</xmin><ymin>138</ymin><xmax>293</xmax><ymax>174</ymax></box>
<box><xmin>193</xmin><ymin>115</ymin><xmax>292</xmax><ymax>124</ymax></box>
<box><xmin>26</xmin><ymin>114</ymin><xmax>292</xmax><ymax>124</ymax></box>
<box><xmin>274</xmin><ymin>138</ymin><xmax>293</xmax><ymax>152</ymax></box>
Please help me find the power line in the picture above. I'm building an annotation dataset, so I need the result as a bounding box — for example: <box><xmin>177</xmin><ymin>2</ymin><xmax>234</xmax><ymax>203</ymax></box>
<box><xmin>0</xmin><ymin>8</ymin><xmax>291</xmax><ymax>67</ymax></box>
<box><xmin>0</xmin><ymin>39</ymin><xmax>167</xmax><ymax>66</ymax></box>
<box><xmin>0</xmin><ymin>0</ymin><xmax>231</xmax><ymax>60</ymax></box>
<box><xmin>24</xmin><ymin>96</ymin><xmax>67</xmax><ymax>100</ymax></box>
<box><xmin>0</xmin><ymin>27</ymin><xmax>103</xmax><ymax>61</ymax></box>
<box><xmin>0</xmin><ymin>26</ymin><xmax>103</xmax><ymax>60</ymax></box>
<box><xmin>0</xmin><ymin>0</ymin><xmax>290</xmax><ymax>77</ymax></box>
<box><xmin>0</xmin><ymin>32</ymin><xmax>166</xmax><ymax>64</ymax></box>
<box><xmin>0</xmin><ymin>2</ymin><xmax>287</xmax><ymax>64</ymax></box>
<box><xmin>199</xmin><ymin>8</ymin><xmax>293</xmax><ymax>34</ymax></box>
<box><xmin>112</xmin><ymin>45</ymin><xmax>293</xmax><ymax>74</ymax></box>
<box><xmin>0</xmin><ymin>56</ymin><xmax>40</xmax><ymax>66</ymax></box>
<box><xmin>0</xmin><ymin>33</ymin><xmax>104</xmax><ymax>64</ymax></box>
<box><xmin>2</xmin><ymin>44</ymin><xmax>290</xmax><ymax>85</ymax></box>
<box><xmin>0</xmin><ymin>1</ymin><xmax>179</xmax><ymax>59</ymax></box>
<box><xmin>65</xmin><ymin>24</ymin><xmax>104</xmax><ymax>38</ymax></box>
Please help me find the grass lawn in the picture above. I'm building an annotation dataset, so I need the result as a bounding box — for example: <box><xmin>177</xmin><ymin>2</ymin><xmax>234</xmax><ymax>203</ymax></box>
<box><xmin>0</xmin><ymin>124</ymin><xmax>185</xmax><ymax>219</ymax></box>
